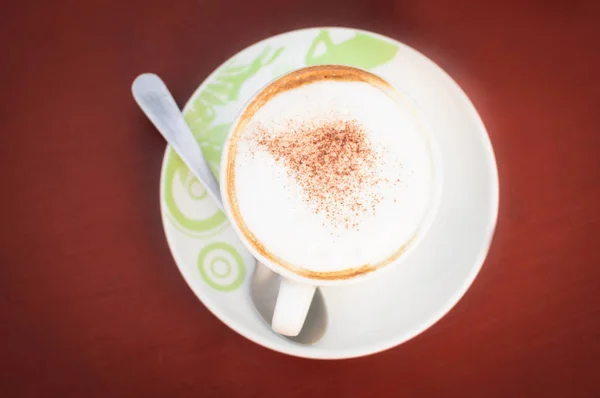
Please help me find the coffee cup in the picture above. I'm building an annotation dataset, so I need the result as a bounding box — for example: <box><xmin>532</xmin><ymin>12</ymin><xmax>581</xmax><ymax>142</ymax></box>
<box><xmin>220</xmin><ymin>65</ymin><xmax>442</xmax><ymax>336</ymax></box>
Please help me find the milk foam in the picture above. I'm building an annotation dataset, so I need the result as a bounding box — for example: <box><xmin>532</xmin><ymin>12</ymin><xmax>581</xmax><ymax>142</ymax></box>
<box><xmin>232</xmin><ymin>79</ymin><xmax>435</xmax><ymax>274</ymax></box>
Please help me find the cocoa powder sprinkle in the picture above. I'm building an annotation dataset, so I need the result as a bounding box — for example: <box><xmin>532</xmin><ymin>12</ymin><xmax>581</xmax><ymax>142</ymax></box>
<box><xmin>248</xmin><ymin>118</ymin><xmax>392</xmax><ymax>229</ymax></box>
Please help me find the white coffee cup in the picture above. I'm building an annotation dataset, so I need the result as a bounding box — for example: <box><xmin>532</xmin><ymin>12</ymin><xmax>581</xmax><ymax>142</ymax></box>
<box><xmin>220</xmin><ymin>65</ymin><xmax>442</xmax><ymax>337</ymax></box>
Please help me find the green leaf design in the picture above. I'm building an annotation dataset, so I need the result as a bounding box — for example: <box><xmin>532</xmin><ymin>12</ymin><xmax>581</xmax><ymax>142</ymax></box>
<box><xmin>198</xmin><ymin>123</ymin><xmax>231</xmax><ymax>178</ymax></box>
<box><xmin>200</xmin><ymin>90</ymin><xmax>226</xmax><ymax>106</ymax></box>
<box><xmin>262</xmin><ymin>47</ymin><xmax>284</xmax><ymax>67</ymax></box>
<box><xmin>306</xmin><ymin>30</ymin><xmax>398</xmax><ymax>70</ymax></box>
<box><xmin>219</xmin><ymin>64</ymin><xmax>249</xmax><ymax>75</ymax></box>
<box><xmin>205</xmin><ymin>83</ymin><xmax>231</xmax><ymax>95</ymax></box>
<box><xmin>164</xmin><ymin>43</ymin><xmax>286</xmax><ymax>241</ymax></box>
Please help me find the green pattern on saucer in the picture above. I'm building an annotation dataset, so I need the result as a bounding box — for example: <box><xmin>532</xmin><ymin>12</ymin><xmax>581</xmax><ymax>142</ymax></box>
<box><xmin>197</xmin><ymin>242</ymin><xmax>246</xmax><ymax>291</ymax></box>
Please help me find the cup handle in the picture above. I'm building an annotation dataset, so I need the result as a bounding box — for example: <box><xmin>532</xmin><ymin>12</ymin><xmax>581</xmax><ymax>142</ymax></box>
<box><xmin>271</xmin><ymin>278</ymin><xmax>316</xmax><ymax>337</ymax></box>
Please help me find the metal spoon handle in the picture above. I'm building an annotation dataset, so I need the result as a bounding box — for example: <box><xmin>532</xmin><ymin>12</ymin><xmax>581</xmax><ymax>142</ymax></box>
<box><xmin>132</xmin><ymin>73</ymin><xmax>223</xmax><ymax>211</ymax></box>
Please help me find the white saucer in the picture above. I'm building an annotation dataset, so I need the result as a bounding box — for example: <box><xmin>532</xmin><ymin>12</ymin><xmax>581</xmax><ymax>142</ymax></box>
<box><xmin>160</xmin><ymin>27</ymin><xmax>498</xmax><ymax>359</ymax></box>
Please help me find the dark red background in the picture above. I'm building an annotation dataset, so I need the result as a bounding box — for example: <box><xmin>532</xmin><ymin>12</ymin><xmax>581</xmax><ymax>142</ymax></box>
<box><xmin>2</xmin><ymin>0</ymin><xmax>599</xmax><ymax>397</ymax></box>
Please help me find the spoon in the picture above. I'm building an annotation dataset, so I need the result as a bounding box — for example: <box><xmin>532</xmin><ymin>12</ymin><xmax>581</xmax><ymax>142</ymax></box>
<box><xmin>132</xmin><ymin>73</ymin><xmax>327</xmax><ymax>344</ymax></box>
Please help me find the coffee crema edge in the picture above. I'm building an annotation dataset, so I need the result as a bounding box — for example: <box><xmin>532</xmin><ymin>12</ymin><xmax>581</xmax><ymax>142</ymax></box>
<box><xmin>225</xmin><ymin>65</ymin><xmax>415</xmax><ymax>280</ymax></box>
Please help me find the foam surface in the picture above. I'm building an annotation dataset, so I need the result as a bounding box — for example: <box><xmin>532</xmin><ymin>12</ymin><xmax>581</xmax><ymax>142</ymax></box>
<box><xmin>232</xmin><ymin>79</ymin><xmax>435</xmax><ymax>274</ymax></box>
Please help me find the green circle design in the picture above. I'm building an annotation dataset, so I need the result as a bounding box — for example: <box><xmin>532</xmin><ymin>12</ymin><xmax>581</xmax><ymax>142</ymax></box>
<box><xmin>198</xmin><ymin>242</ymin><xmax>246</xmax><ymax>291</ymax></box>
<box><xmin>188</xmin><ymin>180</ymin><xmax>208</xmax><ymax>200</ymax></box>
<box><xmin>210</xmin><ymin>256</ymin><xmax>231</xmax><ymax>278</ymax></box>
<box><xmin>164</xmin><ymin>150</ymin><xmax>227</xmax><ymax>233</ymax></box>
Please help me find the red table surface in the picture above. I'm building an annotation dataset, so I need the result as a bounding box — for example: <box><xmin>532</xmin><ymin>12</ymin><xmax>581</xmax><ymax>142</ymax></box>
<box><xmin>2</xmin><ymin>0</ymin><xmax>599</xmax><ymax>397</ymax></box>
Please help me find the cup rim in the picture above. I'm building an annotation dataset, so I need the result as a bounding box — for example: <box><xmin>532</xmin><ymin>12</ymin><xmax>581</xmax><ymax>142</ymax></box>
<box><xmin>219</xmin><ymin>64</ymin><xmax>443</xmax><ymax>286</ymax></box>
